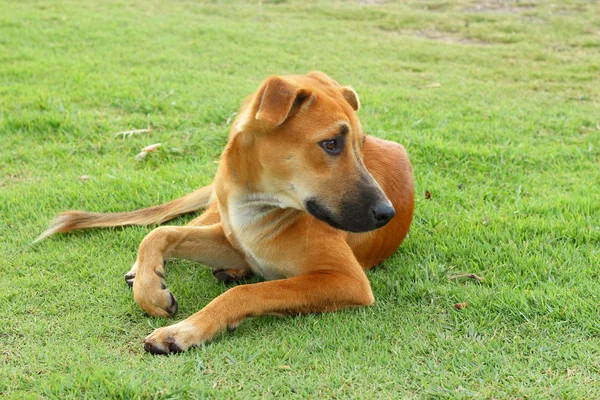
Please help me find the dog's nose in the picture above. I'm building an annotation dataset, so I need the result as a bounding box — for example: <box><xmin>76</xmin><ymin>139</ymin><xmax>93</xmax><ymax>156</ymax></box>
<box><xmin>372</xmin><ymin>203</ymin><xmax>396</xmax><ymax>225</ymax></box>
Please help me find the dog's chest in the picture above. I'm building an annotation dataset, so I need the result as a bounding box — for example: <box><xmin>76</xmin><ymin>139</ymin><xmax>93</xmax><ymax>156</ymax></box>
<box><xmin>227</xmin><ymin>199</ymin><xmax>298</xmax><ymax>280</ymax></box>
<box><xmin>238</xmin><ymin>242</ymin><xmax>283</xmax><ymax>280</ymax></box>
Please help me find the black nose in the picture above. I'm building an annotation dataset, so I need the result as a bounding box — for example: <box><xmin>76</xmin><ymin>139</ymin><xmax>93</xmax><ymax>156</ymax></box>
<box><xmin>372</xmin><ymin>203</ymin><xmax>396</xmax><ymax>225</ymax></box>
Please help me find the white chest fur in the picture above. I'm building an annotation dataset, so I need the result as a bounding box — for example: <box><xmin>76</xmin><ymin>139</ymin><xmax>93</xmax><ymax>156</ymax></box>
<box><xmin>228</xmin><ymin>195</ymin><xmax>299</xmax><ymax>280</ymax></box>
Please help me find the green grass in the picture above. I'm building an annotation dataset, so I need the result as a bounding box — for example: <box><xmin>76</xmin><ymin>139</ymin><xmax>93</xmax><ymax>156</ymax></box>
<box><xmin>1</xmin><ymin>0</ymin><xmax>599</xmax><ymax>398</ymax></box>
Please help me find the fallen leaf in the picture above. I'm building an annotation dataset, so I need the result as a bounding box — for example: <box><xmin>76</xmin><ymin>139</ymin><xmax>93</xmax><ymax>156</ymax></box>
<box><xmin>79</xmin><ymin>175</ymin><xmax>90</xmax><ymax>181</ymax></box>
<box><xmin>136</xmin><ymin>143</ymin><xmax>162</xmax><ymax>160</ymax></box>
<box><xmin>425</xmin><ymin>190</ymin><xmax>432</xmax><ymax>199</ymax></box>
<box><xmin>454</xmin><ymin>302</ymin><xmax>468</xmax><ymax>310</ymax></box>
<box><xmin>142</xmin><ymin>143</ymin><xmax>161</xmax><ymax>153</ymax></box>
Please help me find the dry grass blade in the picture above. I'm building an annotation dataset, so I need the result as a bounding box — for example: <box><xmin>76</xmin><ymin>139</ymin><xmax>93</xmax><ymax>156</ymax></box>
<box><xmin>114</xmin><ymin>126</ymin><xmax>152</xmax><ymax>138</ymax></box>
<box><xmin>448</xmin><ymin>273</ymin><xmax>485</xmax><ymax>282</ymax></box>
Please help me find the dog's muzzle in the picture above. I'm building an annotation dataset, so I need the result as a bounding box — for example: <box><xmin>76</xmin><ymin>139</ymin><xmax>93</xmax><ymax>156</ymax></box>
<box><xmin>305</xmin><ymin>198</ymin><xmax>395</xmax><ymax>233</ymax></box>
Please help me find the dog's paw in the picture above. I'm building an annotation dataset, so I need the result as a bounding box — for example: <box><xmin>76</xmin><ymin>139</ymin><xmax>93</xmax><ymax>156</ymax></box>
<box><xmin>132</xmin><ymin>268</ymin><xmax>178</xmax><ymax>317</ymax></box>
<box><xmin>211</xmin><ymin>268</ymin><xmax>253</xmax><ymax>284</ymax></box>
<box><xmin>143</xmin><ymin>321</ymin><xmax>200</xmax><ymax>355</ymax></box>
<box><xmin>134</xmin><ymin>288</ymin><xmax>178</xmax><ymax>317</ymax></box>
<box><xmin>142</xmin><ymin>312</ymin><xmax>238</xmax><ymax>355</ymax></box>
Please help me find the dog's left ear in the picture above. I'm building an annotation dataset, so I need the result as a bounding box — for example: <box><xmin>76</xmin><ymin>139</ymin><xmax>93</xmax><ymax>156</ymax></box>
<box><xmin>340</xmin><ymin>86</ymin><xmax>360</xmax><ymax>111</ymax></box>
<box><xmin>255</xmin><ymin>76</ymin><xmax>312</xmax><ymax>126</ymax></box>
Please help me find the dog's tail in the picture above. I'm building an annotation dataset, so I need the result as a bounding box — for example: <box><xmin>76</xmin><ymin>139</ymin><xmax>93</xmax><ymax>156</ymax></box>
<box><xmin>34</xmin><ymin>184</ymin><xmax>215</xmax><ymax>243</ymax></box>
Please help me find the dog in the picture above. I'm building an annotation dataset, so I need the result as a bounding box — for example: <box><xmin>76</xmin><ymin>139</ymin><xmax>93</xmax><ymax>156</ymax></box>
<box><xmin>38</xmin><ymin>71</ymin><xmax>414</xmax><ymax>354</ymax></box>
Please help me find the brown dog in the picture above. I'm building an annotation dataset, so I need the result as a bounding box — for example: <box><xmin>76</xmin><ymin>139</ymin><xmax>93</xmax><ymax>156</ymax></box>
<box><xmin>39</xmin><ymin>72</ymin><xmax>414</xmax><ymax>354</ymax></box>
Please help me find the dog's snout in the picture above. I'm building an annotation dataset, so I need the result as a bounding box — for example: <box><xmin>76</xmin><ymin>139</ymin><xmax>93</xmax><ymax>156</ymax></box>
<box><xmin>372</xmin><ymin>203</ymin><xmax>395</xmax><ymax>225</ymax></box>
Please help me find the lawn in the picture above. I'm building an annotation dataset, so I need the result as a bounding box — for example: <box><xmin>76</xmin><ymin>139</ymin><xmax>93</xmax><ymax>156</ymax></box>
<box><xmin>1</xmin><ymin>0</ymin><xmax>599</xmax><ymax>398</ymax></box>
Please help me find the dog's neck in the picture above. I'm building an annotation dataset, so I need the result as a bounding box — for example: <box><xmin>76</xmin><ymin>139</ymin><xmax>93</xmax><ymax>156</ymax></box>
<box><xmin>217</xmin><ymin>131</ymin><xmax>303</xmax><ymax>213</ymax></box>
<box><xmin>229</xmin><ymin>190</ymin><xmax>302</xmax><ymax>222</ymax></box>
<box><xmin>224</xmin><ymin>188</ymin><xmax>304</xmax><ymax>261</ymax></box>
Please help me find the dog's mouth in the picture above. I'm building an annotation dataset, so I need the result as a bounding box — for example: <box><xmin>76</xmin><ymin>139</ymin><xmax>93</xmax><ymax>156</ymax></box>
<box><xmin>305</xmin><ymin>199</ymin><xmax>345</xmax><ymax>230</ymax></box>
<box><xmin>304</xmin><ymin>198</ymin><xmax>395</xmax><ymax>233</ymax></box>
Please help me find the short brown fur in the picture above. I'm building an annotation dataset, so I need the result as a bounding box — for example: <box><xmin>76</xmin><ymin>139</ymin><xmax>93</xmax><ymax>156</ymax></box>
<box><xmin>39</xmin><ymin>72</ymin><xmax>414</xmax><ymax>354</ymax></box>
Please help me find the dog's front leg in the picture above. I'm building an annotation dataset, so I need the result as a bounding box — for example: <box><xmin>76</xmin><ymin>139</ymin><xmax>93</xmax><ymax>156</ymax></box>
<box><xmin>130</xmin><ymin>224</ymin><xmax>248</xmax><ymax>317</ymax></box>
<box><xmin>142</xmin><ymin>268</ymin><xmax>374</xmax><ymax>354</ymax></box>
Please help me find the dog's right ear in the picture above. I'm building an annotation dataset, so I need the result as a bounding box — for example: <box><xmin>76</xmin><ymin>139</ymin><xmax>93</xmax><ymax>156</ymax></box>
<box><xmin>254</xmin><ymin>76</ymin><xmax>312</xmax><ymax>127</ymax></box>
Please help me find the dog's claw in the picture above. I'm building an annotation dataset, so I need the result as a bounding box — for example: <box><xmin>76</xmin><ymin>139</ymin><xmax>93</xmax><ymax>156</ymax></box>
<box><xmin>143</xmin><ymin>340</ymin><xmax>169</xmax><ymax>355</ymax></box>
<box><xmin>166</xmin><ymin>337</ymin><xmax>184</xmax><ymax>353</ymax></box>
<box><xmin>165</xmin><ymin>292</ymin><xmax>178</xmax><ymax>316</ymax></box>
<box><xmin>143</xmin><ymin>333</ymin><xmax>187</xmax><ymax>355</ymax></box>
<box><xmin>124</xmin><ymin>272</ymin><xmax>135</xmax><ymax>287</ymax></box>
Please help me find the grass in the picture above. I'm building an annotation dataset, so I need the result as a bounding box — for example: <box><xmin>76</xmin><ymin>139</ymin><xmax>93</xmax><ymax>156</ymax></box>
<box><xmin>1</xmin><ymin>0</ymin><xmax>599</xmax><ymax>398</ymax></box>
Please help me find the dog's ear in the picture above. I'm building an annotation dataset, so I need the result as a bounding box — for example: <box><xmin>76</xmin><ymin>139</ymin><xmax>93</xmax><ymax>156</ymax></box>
<box><xmin>340</xmin><ymin>86</ymin><xmax>360</xmax><ymax>111</ymax></box>
<box><xmin>255</xmin><ymin>76</ymin><xmax>312</xmax><ymax>126</ymax></box>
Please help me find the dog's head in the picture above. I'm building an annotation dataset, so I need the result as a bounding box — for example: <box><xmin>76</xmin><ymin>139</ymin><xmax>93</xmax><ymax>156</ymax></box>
<box><xmin>231</xmin><ymin>71</ymin><xmax>394</xmax><ymax>233</ymax></box>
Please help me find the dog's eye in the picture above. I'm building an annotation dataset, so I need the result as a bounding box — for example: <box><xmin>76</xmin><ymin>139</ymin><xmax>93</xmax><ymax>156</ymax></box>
<box><xmin>319</xmin><ymin>139</ymin><xmax>341</xmax><ymax>155</ymax></box>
